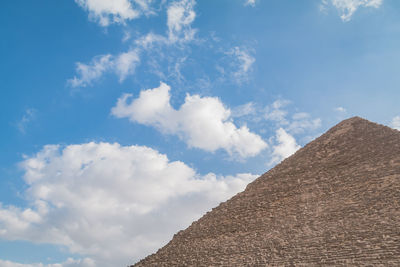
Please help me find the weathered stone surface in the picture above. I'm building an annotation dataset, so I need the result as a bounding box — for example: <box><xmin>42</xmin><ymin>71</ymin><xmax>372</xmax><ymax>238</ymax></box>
<box><xmin>132</xmin><ymin>117</ymin><xmax>400</xmax><ymax>266</ymax></box>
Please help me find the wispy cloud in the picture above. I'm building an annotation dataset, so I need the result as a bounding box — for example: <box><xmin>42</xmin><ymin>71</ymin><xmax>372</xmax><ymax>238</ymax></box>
<box><xmin>334</xmin><ymin>106</ymin><xmax>347</xmax><ymax>113</ymax></box>
<box><xmin>69</xmin><ymin>0</ymin><xmax>197</xmax><ymax>88</ymax></box>
<box><xmin>263</xmin><ymin>100</ymin><xmax>322</xmax><ymax>135</ymax></box>
<box><xmin>226</xmin><ymin>47</ymin><xmax>256</xmax><ymax>84</ymax></box>
<box><xmin>232</xmin><ymin>102</ymin><xmax>256</xmax><ymax>118</ymax></box>
<box><xmin>17</xmin><ymin>108</ymin><xmax>37</xmax><ymax>134</ymax></box>
<box><xmin>68</xmin><ymin>50</ymin><xmax>140</xmax><ymax>88</ymax></box>
<box><xmin>0</xmin><ymin>258</ymin><xmax>95</xmax><ymax>267</ymax></box>
<box><xmin>286</xmin><ymin>114</ymin><xmax>321</xmax><ymax>135</ymax></box>
<box><xmin>115</xmin><ymin>49</ymin><xmax>141</xmax><ymax>82</ymax></box>
<box><xmin>264</xmin><ymin>99</ymin><xmax>291</xmax><ymax>124</ymax></box>
<box><xmin>321</xmin><ymin>0</ymin><xmax>383</xmax><ymax>21</ymax></box>
<box><xmin>244</xmin><ymin>0</ymin><xmax>256</xmax><ymax>7</ymax></box>
<box><xmin>68</xmin><ymin>55</ymin><xmax>113</xmax><ymax>88</ymax></box>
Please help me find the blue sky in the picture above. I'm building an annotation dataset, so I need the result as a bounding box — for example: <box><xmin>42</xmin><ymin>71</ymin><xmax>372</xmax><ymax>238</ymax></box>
<box><xmin>0</xmin><ymin>0</ymin><xmax>399</xmax><ymax>266</ymax></box>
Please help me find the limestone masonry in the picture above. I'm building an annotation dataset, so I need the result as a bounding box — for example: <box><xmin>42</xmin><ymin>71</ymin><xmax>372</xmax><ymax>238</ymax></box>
<box><xmin>132</xmin><ymin>117</ymin><xmax>400</xmax><ymax>266</ymax></box>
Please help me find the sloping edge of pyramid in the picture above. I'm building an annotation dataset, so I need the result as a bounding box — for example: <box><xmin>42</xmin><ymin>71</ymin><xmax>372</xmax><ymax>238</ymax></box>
<box><xmin>132</xmin><ymin>116</ymin><xmax>400</xmax><ymax>265</ymax></box>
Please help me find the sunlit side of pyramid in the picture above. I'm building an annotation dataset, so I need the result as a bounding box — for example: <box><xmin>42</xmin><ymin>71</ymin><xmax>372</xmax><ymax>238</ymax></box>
<box><xmin>133</xmin><ymin>117</ymin><xmax>400</xmax><ymax>266</ymax></box>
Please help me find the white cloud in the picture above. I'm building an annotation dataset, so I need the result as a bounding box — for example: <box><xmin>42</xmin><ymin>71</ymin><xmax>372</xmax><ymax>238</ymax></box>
<box><xmin>0</xmin><ymin>258</ymin><xmax>95</xmax><ymax>267</ymax></box>
<box><xmin>322</xmin><ymin>0</ymin><xmax>383</xmax><ymax>21</ymax></box>
<box><xmin>244</xmin><ymin>0</ymin><xmax>256</xmax><ymax>7</ymax></box>
<box><xmin>69</xmin><ymin>0</ymin><xmax>198</xmax><ymax>88</ymax></box>
<box><xmin>167</xmin><ymin>0</ymin><xmax>197</xmax><ymax>42</ymax></box>
<box><xmin>232</xmin><ymin>102</ymin><xmax>256</xmax><ymax>118</ymax></box>
<box><xmin>75</xmin><ymin>0</ymin><xmax>139</xmax><ymax>26</ymax></box>
<box><xmin>73</xmin><ymin>0</ymin><xmax>196</xmax><ymax>40</ymax></box>
<box><xmin>111</xmin><ymin>82</ymin><xmax>267</xmax><ymax>157</ymax></box>
<box><xmin>0</xmin><ymin>143</ymin><xmax>257</xmax><ymax>266</ymax></box>
<box><xmin>75</xmin><ymin>0</ymin><xmax>157</xmax><ymax>26</ymax></box>
<box><xmin>264</xmin><ymin>100</ymin><xmax>290</xmax><ymax>124</ymax></box>
<box><xmin>114</xmin><ymin>49</ymin><xmax>141</xmax><ymax>82</ymax></box>
<box><xmin>133</xmin><ymin>0</ymin><xmax>197</xmax><ymax>46</ymax></box>
<box><xmin>68</xmin><ymin>50</ymin><xmax>140</xmax><ymax>87</ymax></box>
<box><xmin>133</xmin><ymin>0</ymin><xmax>158</xmax><ymax>16</ymax></box>
<box><xmin>17</xmin><ymin>108</ymin><xmax>37</xmax><ymax>134</ymax></box>
<box><xmin>122</xmin><ymin>30</ymin><xmax>132</xmax><ymax>42</ymax></box>
<box><xmin>263</xmin><ymin>101</ymin><xmax>321</xmax><ymax>135</ymax></box>
<box><xmin>131</xmin><ymin>0</ymin><xmax>198</xmax><ymax>46</ymax></box>
<box><xmin>390</xmin><ymin>116</ymin><xmax>400</xmax><ymax>130</ymax></box>
<box><xmin>334</xmin><ymin>106</ymin><xmax>347</xmax><ymax>113</ymax></box>
<box><xmin>287</xmin><ymin>116</ymin><xmax>322</xmax><ymax>135</ymax></box>
<box><xmin>227</xmin><ymin>47</ymin><xmax>255</xmax><ymax>84</ymax></box>
<box><xmin>68</xmin><ymin>55</ymin><xmax>113</xmax><ymax>88</ymax></box>
<box><xmin>270</xmin><ymin>128</ymin><xmax>300</xmax><ymax>164</ymax></box>
<box><xmin>292</xmin><ymin>112</ymin><xmax>310</xmax><ymax>120</ymax></box>
<box><xmin>134</xmin><ymin>32</ymin><xmax>167</xmax><ymax>49</ymax></box>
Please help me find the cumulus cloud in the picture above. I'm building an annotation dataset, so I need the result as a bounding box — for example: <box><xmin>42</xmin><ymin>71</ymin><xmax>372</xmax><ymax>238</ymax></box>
<box><xmin>390</xmin><ymin>116</ymin><xmax>400</xmax><ymax>130</ymax></box>
<box><xmin>321</xmin><ymin>0</ymin><xmax>383</xmax><ymax>21</ymax></box>
<box><xmin>270</xmin><ymin>128</ymin><xmax>300</xmax><ymax>164</ymax></box>
<box><xmin>0</xmin><ymin>142</ymin><xmax>257</xmax><ymax>266</ymax></box>
<box><xmin>74</xmin><ymin>0</ymin><xmax>158</xmax><ymax>26</ymax></box>
<box><xmin>111</xmin><ymin>82</ymin><xmax>267</xmax><ymax>157</ymax></box>
<box><xmin>68</xmin><ymin>50</ymin><xmax>140</xmax><ymax>87</ymax></box>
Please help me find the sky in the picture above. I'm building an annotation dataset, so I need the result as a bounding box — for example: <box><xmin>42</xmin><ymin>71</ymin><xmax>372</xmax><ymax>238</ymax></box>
<box><xmin>0</xmin><ymin>0</ymin><xmax>399</xmax><ymax>266</ymax></box>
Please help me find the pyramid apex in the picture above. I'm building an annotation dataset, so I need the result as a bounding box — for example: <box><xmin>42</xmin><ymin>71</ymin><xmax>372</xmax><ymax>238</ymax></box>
<box><xmin>338</xmin><ymin>116</ymin><xmax>371</xmax><ymax>125</ymax></box>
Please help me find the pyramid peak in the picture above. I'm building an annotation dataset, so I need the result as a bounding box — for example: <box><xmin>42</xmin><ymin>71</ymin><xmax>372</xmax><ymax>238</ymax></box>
<box><xmin>323</xmin><ymin>116</ymin><xmax>396</xmax><ymax>142</ymax></box>
<box><xmin>335</xmin><ymin>116</ymin><xmax>373</xmax><ymax>128</ymax></box>
<box><xmin>345</xmin><ymin>115</ymin><xmax>365</xmax><ymax>121</ymax></box>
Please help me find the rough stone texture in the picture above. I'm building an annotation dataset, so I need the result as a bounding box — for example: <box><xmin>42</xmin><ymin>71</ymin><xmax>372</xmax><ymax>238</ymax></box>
<box><xmin>132</xmin><ymin>117</ymin><xmax>400</xmax><ymax>266</ymax></box>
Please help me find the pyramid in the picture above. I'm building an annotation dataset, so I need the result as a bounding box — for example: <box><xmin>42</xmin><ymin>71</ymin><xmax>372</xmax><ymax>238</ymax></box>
<box><xmin>133</xmin><ymin>117</ymin><xmax>400</xmax><ymax>266</ymax></box>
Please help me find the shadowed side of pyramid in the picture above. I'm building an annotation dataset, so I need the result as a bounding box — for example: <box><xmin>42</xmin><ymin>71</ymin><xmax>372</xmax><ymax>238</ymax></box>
<box><xmin>132</xmin><ymin>117</ymin><xmax>400</xmax><ymax>266</ymax></box>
